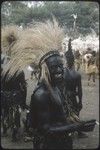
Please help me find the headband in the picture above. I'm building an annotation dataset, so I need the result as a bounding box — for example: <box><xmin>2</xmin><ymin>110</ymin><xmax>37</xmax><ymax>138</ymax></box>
<box><xmin>39</xmin><ymin>50</ymin><xmax>60</xmax><ymax>67</ymax></box>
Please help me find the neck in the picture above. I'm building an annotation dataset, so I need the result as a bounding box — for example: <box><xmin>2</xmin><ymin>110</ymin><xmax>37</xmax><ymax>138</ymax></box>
<box><xmin>51</xmin><ymin>80</ymin><xmax>64</xmax><ymax>89</ymax></box>
<box><xmin>68</xmin><ymin>65</ymin><xmax>75</xmax><ymax>70</ymax></box>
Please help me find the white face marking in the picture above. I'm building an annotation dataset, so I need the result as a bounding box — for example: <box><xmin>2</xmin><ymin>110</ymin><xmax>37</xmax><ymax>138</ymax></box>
<box><xmin>55</xmin><ymin>73</ymin><xmax>62</xmax><ymax>78</ymax></box>
<box><xmin>27</xmin><ymin>66</ymin><xmax>34</xmax><ymax>71</ymax></box>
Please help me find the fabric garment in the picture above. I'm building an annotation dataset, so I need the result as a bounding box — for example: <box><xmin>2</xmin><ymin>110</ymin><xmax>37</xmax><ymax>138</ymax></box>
<box><xmin>86</xmin><ymin>64</ymin><xmax>97</xmax><ymax>74</ymax></box>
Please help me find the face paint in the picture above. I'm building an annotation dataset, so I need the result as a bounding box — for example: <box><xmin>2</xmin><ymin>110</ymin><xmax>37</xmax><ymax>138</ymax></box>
<box><xmin>45</xmin><ymin>55</ymin><xmax>64</xmax><ymax>84</ymax></box>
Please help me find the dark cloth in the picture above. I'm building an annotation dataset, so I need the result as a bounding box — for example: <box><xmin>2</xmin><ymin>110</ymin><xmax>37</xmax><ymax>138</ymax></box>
<box><xmin>1</xmin><ymin>70</ymin><xmax>26</xmax><ymax>90</ymax></box>
<box><xmin>44</xmin><ymin>133</ymin><xmax>72</xmax><ymax>149</ymax></box>
<box><xmin>1</xmin><ymin>70</ymin><xmax>27</xmax><ymax>107</ymax></box>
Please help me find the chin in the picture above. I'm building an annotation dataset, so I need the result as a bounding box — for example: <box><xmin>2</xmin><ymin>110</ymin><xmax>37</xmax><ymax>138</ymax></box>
<box><xmin>55</xmin><ymin>77</ymin><xmax>63</xmax><ymax>83</ymax></box>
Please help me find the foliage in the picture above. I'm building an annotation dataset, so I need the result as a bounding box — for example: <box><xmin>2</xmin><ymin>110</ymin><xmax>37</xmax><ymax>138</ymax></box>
<box><xmin>1</xmin><ymin>1</ymin><xmax>99</xmax><ymax>36</ymax></box>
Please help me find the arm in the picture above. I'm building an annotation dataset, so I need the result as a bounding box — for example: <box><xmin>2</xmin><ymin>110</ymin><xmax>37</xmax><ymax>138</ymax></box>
<box><xmin>77</xmin><ymin>74</ymin><xmax>83</xmax><ymax>111</ymax></box>
<box><xmin>29</xmin><ymin>87</ymin><xmax>50</xmax><ymax>132</ymax></box>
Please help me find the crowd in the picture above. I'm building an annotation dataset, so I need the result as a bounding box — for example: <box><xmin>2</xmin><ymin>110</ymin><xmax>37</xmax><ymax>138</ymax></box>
<box><xmin>74</xmin><ymin>48</ymin><xmax>99</xmax><ymax>86</ymax></box>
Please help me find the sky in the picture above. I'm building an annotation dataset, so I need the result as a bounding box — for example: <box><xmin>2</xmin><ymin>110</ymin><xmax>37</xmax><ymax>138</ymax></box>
<box><xmin>26</xmin><ymin>1</ymin><xmax>44</xmax><ymax>8</ymax></box>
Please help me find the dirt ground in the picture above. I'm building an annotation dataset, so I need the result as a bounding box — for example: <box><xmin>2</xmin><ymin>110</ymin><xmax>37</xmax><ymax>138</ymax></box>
<box><xmin>1</xmin><ymin>68</ymin><xmax>99</xmax><ymax>149</ymax></box>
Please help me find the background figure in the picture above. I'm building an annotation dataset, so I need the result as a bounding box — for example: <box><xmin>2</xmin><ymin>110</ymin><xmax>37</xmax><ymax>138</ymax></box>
<box><xmin>74</xmin><ymin>50</ymin><xmax>81</xmax><ymax>71</ymax></box>
<box><xmin>65</xmin><ymin>39</ymin><xmax>82</xmax><ymax>116</ymax></box>
<box><xmin>1</xmin><ymin>69</ymin><xmax>27</xmax><ymax>141</ymax></box>
<box><xmin>95</xmin><ymin>51</ymin><xmax>99</xmax><ymax>76</ymax></box>
<box><xmin>87</xmin><ymin>56</ymin><xmax>97</xmax><ymax>86</ymax></box>
<box><xmin>1</xmin><ymin>70</ymin><xmax>27</xmax><ymax>109</ymax></box>
<box><xmin>64</xmin><ymin>39</ymin><xmax>87</xmax><ymax>138</ymax></box>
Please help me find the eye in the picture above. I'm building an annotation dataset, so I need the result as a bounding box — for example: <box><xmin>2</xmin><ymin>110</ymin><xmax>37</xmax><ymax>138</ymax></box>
<box><xmin>50</xmin><ymin>66</ymin><xmax>56</xmax><ymax>70</ymax></box>
<box><xmin>59</xmin><ymin>64</ymin><xmax>63</xmax><ymax>67</ymax></box>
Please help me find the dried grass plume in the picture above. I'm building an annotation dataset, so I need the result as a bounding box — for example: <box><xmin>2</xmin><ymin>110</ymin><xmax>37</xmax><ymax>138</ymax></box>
<box><xmin>1</xmin><ymin>25</ymin><xmax>22</xmax><ymax>56</ymax></box>
<box><xmin>2</xmin><ymin>18</ymin><xmax>65</xmax><ymax>79</ymax></box>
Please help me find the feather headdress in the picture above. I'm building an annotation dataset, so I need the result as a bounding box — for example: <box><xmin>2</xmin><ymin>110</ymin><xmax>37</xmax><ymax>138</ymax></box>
<box><xmin>2</xmin><ymin>17</ymin><xmax>65</xmax><ymax>80</ymax></box>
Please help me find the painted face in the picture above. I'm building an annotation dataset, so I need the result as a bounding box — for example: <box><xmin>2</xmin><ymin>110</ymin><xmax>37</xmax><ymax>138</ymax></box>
<box><xmin>45</xmin><ymin>55</ymin><xmax>64</xmax><ymax>84</ymax></box>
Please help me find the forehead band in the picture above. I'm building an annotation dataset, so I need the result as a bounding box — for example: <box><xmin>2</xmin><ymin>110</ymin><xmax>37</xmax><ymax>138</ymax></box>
<box><xmin>39</xmin><ymin>50</ymin><xmax>60</xmax><ymax>67</ymax></box>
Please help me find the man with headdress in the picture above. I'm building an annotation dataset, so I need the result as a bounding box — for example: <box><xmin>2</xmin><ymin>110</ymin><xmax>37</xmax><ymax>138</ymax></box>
<box><xmin>30</xmin><ymin>50</ymin><xmax>74</xmax><ymax>149</ymax></box>
<box><xmin>28</xmin><ymin>18</ymin><xmax>97</xmax><ymax>148</ymax></box>
<box><xmin>28</xmin><ymin>20</ymin><xmax>75</xmax><ymax>149</ymax></box>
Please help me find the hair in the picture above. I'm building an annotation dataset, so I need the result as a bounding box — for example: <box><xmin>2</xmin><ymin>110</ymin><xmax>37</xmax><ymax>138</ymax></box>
<box><xmin>39</xmin><ymin>53</ymin><xmax>65</xmax><ymax>105</ymax></box>
<box><xmin>39</xmin><ymin>62</ymin><xmax>51</xmax><ymax>84</ymax></box>
<box><xmin>39</xmin><ymin>60</ymin><xmax>58</xmax><ymax>104</ymax></box>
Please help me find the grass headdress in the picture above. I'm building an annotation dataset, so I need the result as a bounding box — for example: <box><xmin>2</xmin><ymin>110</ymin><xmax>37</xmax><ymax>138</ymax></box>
<box><xmin>2</xmin><ymin>17</ymin><xmax>65</xmax><ymax>80</ymax></box>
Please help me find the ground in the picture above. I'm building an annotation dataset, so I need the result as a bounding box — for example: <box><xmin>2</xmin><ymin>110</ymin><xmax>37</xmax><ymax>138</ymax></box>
<box><xmin>1</xmin><ymin>68</ymin><xmax>99</xmax><ymax>149</ymax></box>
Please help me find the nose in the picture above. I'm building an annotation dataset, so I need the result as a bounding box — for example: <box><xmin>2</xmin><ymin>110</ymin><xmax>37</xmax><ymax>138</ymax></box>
<box><xmin>57</xmin><ymin>67</ymin><xmax>63</xmax><ymax>73</ymax></box>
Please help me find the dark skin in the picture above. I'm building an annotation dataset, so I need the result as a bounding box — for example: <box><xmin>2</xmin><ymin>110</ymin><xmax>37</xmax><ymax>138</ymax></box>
<box><xmin>64</xmin><ymin>61</ymin><xmax>84</xmax><ymax>137</ymax></box>
<box><xmin>64</xmin><ymin>64</ymin><xmax>82</xmax><ymax>114</ymax></box>
<box><xmin>45</xmin><ymin>55</ymin><xmax>64</xmax><ymax>87</ymax></box>
<box><xmin>30</xmin><ymin>55</ymin><xmax>66</xmax><ymax>129</ymax></box>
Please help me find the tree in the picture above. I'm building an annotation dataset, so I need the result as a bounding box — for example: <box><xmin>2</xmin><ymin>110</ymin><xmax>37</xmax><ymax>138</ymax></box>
<box><xmin>1</xmin><ymin>1</ymin><xmax>99</xmax><ymax>35</ymax></box>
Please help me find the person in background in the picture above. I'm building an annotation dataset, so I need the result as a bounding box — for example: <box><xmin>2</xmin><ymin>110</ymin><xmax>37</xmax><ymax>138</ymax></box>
<box><xmin>87</xmin><ymin>56</ymin><xmax>97</xmax><ymax>86</ymax></box>
<box><xmin>64</xmin><ymin>39</ymin><xmax>87</xmax><ymax>138</ymax></box>
<box><xmin>74</xmin><ymin>49</ymin><xmax>81</xmax><ymax>71</ymax></box>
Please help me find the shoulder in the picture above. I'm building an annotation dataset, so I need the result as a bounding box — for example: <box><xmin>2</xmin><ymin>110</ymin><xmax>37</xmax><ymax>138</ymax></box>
<box><xmin>31</xmin><ymin>81</ymin><xmax>48</xmax><ymax>101</ymax></box>
<box><xmin>76</xmin><ymin>70</ymin><xmax>81</xmax><ymax>76</ymax></box>
<box><xmin>64</xmin><ymin>68</ymin><xmax>71</xmax><ymax>80</ymax></box>
<box><xmin>64</xmin><ymin>67</ymin><xmax>70</xmax><ymax>76</ymax></box>
<box><xmin>75</xmin><ymin>70</ymin><xmax>81</xmax><ymax>79</ymax></box>
<box><xmin>30</xmin><ymin>82</ymin><xmax>50</xmax><ymax>108</ymax></box>
<box><xmin>70</xmin><ymin>69</ymin><xmax>81</xmax><ymax>80</ymax></box>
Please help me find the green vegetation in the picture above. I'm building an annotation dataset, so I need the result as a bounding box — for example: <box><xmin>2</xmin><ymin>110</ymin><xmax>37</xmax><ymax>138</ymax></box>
<box><xmin>1</xmin><ymin>1</ymin><xmax>99</xmax><ymax>36</ymax></box>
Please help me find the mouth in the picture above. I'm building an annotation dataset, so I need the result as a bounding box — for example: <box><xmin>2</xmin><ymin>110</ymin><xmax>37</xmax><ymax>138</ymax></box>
<box><xmin>55</xmin><ymin>73</ymin><xmax>62</xmax><ymax>78</ymax></box>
